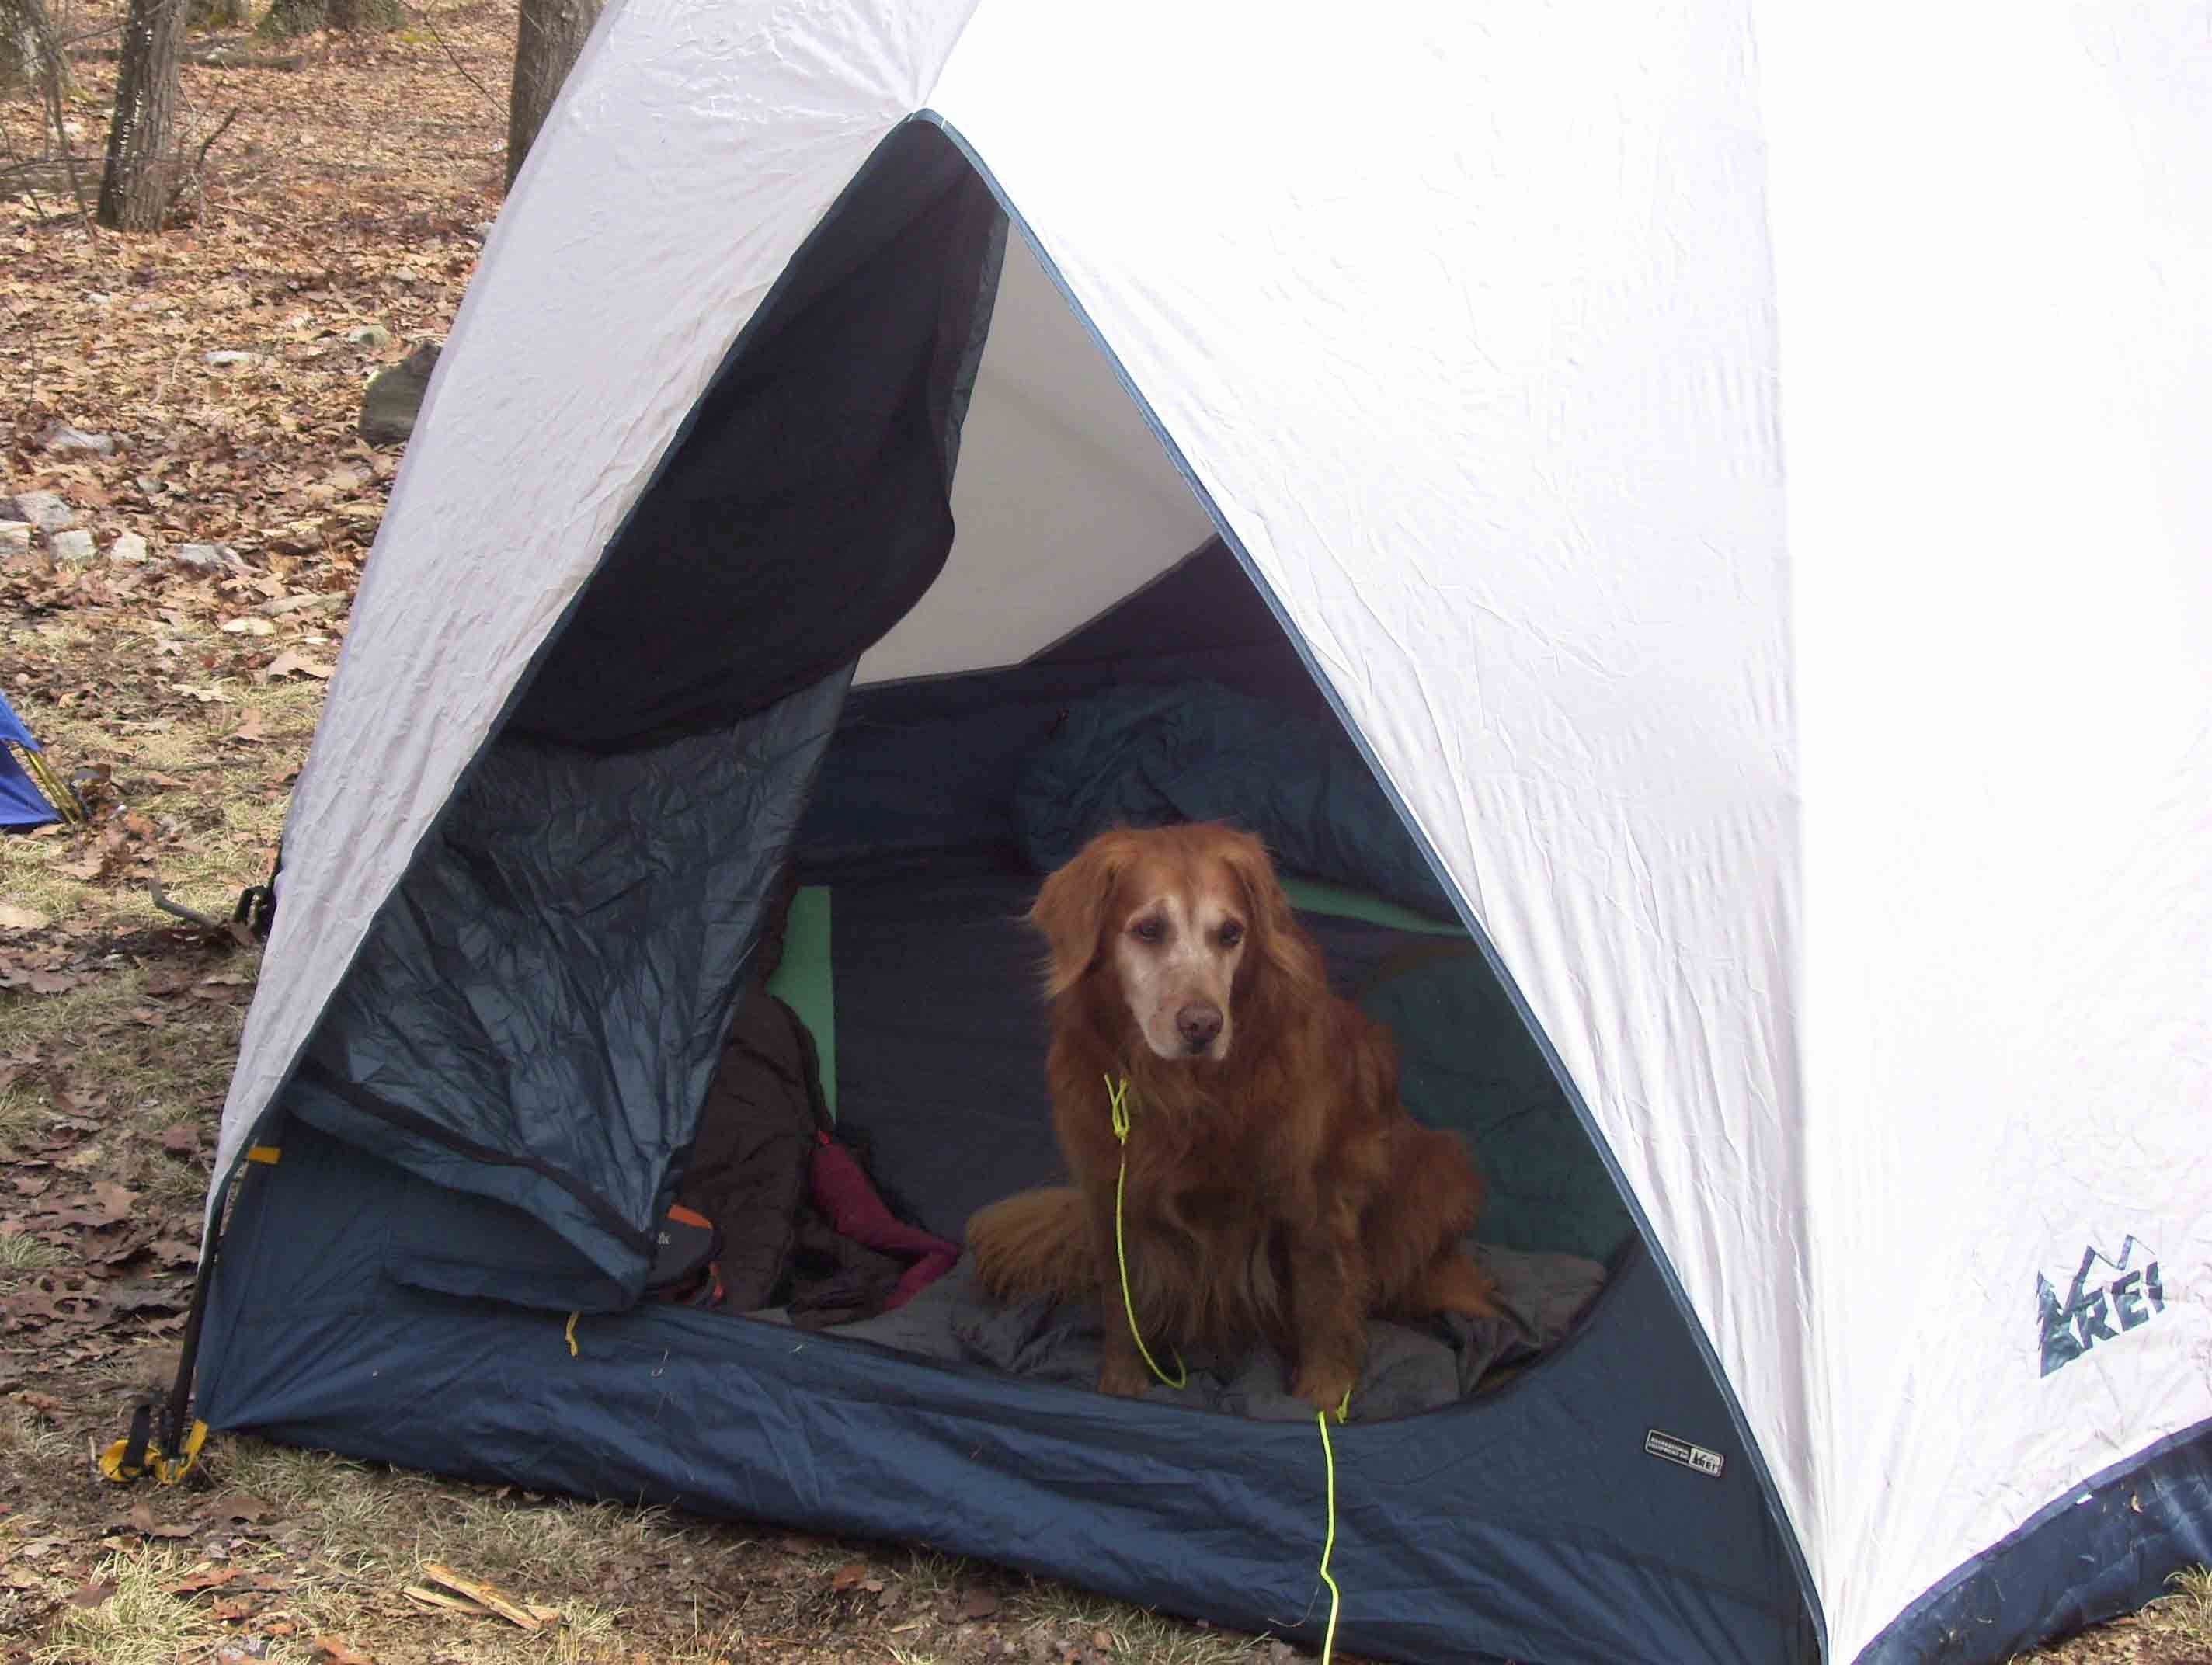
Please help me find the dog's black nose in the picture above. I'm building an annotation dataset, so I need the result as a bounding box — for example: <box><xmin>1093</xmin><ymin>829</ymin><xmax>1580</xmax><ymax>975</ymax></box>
<box><xmin>1177</xmin><ymin>1003</ymin><xmax>1223</xmax><ymax>1052</ymax></box>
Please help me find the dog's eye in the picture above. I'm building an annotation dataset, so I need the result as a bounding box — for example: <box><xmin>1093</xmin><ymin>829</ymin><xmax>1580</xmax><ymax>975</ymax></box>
<box><xmin>1217</xmin><ymin>921</ymin><xmax>1244</xmax><ymax>948</ymax></box>
<box><xmin>1131</xmin><ymin>918</ymin><xmax>1164</xmax><ymax>944</ymax></box>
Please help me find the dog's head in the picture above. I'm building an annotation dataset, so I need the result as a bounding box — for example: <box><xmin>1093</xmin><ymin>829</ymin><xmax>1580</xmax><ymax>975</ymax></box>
<box><xmin>1030</xmin><ymin>822</ymin><xmax>1316</xmax><ymax>1063</ymax></box>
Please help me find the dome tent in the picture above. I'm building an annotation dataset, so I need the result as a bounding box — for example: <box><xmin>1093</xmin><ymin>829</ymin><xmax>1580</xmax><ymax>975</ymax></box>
<box><xmin>1</xmin><ymin>692</ymin><xmax>71</xmax><ymax>829</ymax></box>
<box><xmin>168</xmin><ymin>4</ymin><xmax>2208</xmax><ymax>1662</ymax></box>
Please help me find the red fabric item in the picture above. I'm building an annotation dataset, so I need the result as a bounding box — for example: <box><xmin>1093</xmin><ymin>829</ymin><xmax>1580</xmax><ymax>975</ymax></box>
<box><xmin>807</xmin><ymin>1132</ymin><xmax>960</xmax><ymax>1311</ymax></box>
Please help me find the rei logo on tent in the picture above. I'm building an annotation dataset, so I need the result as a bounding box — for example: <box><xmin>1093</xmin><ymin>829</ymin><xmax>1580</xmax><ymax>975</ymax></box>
<box><xmin>1643</xmin><ymin>1429</ymin><xmax>1725</xmax><ymax>1479</ymax></box>
<box><xmin>2038</xmin><ymin>1236</ymin><xmax>2167</xmax><ymax>1377</ymax></box>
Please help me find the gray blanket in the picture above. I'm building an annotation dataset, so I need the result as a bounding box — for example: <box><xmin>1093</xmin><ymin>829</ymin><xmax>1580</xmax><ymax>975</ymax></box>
<box><xmin>756</xmin><ymin>1242</ymin><xmax>1607</xmax><ymax>1423</ymax></box>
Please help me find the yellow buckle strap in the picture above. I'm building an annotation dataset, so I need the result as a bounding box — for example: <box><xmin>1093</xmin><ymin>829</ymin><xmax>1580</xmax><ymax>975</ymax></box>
<box><xmin>99</xmin><ymin>1419</ymin><xmax>208</xmax><ymax>1486</ymax></box>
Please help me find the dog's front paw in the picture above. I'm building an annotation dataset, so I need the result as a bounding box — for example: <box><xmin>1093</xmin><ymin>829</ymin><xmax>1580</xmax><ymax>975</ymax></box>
<box><xmin>1291</xmin><ymin>1360</ymin><xmax>1358</xmax><ymax>1416</ymax></box>
<box><xmin>1097</xmin><ymin>1354</ymin><xmax>1156</xmax><ymax>1399</ymax></box>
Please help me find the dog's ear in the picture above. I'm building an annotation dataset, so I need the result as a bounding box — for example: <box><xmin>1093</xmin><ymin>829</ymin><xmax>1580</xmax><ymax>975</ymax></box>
<box><xmin>1030</xmin><ymin>830</ymin><xmax>1135</xmax><ymax>997</ymax></box>
<box><xmin>1217</xmin><ymin>826</ymin><xmax>1323</xmax><ymax>991</ymax></box>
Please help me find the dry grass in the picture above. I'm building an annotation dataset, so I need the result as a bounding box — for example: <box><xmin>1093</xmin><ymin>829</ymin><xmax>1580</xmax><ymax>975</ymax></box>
<box><xmin>1</xmin><ymin>956</ymin><xmax>248</xmax><ymax>1173</ymax></box>
<box><xmin>0</xmin><ymin>1230</ymin><xmax>71</xmax><ymax>1284</ymax></box>
<box><xmin>33</xmin><ymin>1544</ymin><xmax>233</xmax><ymax>1665</ymax></box>
<box><xmin>0</xmin><ymin>1396</ymin><xmax>81</xmax><ymax>1462</ymax></box>
<box><xmin>7</xmin><ymin>1429</ymin><xmax>1299</xmax><ymax>1665</ymax></box>
<box><xmin>2012</xmin><ymin>1566</ymin><xmax>2212</xmax><ymax>1664</ymax></box>
<box><xmin>0</xmin><ymin>639</ymin><xmax>323</xmax><ymax>934</ymax></box>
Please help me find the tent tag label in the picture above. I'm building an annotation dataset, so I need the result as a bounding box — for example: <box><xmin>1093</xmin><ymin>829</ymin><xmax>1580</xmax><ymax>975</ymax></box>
<box><xmin>1644</xmin><ymin>1429</ymin><xmax>1724</xmax><ymax>1479</ymax></box>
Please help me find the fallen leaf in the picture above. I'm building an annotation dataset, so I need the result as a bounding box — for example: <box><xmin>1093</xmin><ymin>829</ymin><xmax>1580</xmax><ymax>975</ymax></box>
<box><xmin>200</xmin><ymin>1493</ymin><xmax>278</xmax><ymax>1525</ymax></box>
<box><xmin>960</xmin><ymin>1588</ymin><xmax>1002</xmax><ymax>1621</ymax></box>
<box><xmin>0</xmin><ymin>904</ymin><xmax>50</xmax><ymax>930</ymax></box>
<box><xmin>167</xmin><ymin>1566</ymin><xmax>244</xmax><ymax>1596</ymax></box>
<box><xmin>160</xmin><ymin>1124</ymin><xmax>200</xmax><ymax>1154</ymax></box>
<box><xmin>830</xmin><ymin>1562</ymin><xmax>868</xmax><ymax>1592</ymax></box>
<box><xmin>228</xmin><ymin>709</ymin><xmax>266</xmax><ymax>744</ymax></box>
<box><xmin>220</xmin><ymin>617</ymin><xmax>277</xmax><ymax>636</ymax></box>
<box><xmin>67</xmin><ymin>1580</ymin><xmax>117</xmax><ymax>1608</ymax></box>
<box><xmin>123</xmin><ymin>1501</ymin><xmax>193</xmax><ymax>1539</ymax></box>
<box><xmin>314</xmin><ymin>1637</ymin><xmax>375</xmax><ymax>1664</ymax></box>
<box><xmin>145</xmin><ymin>965</ymin><xmax>197</xmax><ymax>997</ymax></box>
<box><xmin>264</xmin><ymin>648</ymin><xmax>336</xmax><ymax>680</ymax></box>
<box><xmin>107</xmin><ymin>1283</ymin><xmax>186</xmax><ymax>1314</ymax></box>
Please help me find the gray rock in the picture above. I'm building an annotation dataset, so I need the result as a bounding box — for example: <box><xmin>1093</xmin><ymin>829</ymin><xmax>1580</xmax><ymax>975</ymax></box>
<box><xmin>359</xmin><ymin>341</ymin><xmax>441</xmax><ymax>446</ymax></box>
<box><xmin>109</xmin><ymin>532</ymin><xmax>149</xmax><ymax>563</ymax></box>
<box><xmin>172</xmin><ymin>542</ymin><xmax>231</xmax><ymax>571</ymax></box>
<box><xmin>43</xmin><ymin>423</ymin><xmax>117</xmax><ymax>456</ymax></box>
<box><xmin>346</xmin><ymin>324</ymin><xmax>393</xmax><ymax>349</ymax></box>
<box><xmin>204</xmin><ymin>349</ymin><xmax>261</xmax><ymax>368</ymax></box>
<box><xmin>50</xmin><ymin>529</ymin><xmax>96</xmax><ymax>561</ymax></box>
<box><xmin>0</xmin><ymin>521</ymin><xmax>30</xmax><ymax>552</ymax></box>
<box><xmin>13</xmin><ymin>491</ymin><xmax>74</xmax><ymax>531</ymax></box>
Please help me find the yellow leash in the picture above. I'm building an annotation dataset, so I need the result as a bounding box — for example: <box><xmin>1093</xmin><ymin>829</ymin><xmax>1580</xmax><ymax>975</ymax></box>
<box><xmin>1106</xmin><ymin>1075</ymin><xmax>1348</xmax><ymax>1663</ymax></box>
<box><xmin>1106</xmin><ymin>1075</ymin><xmax>1187</xmax><ymax>1389</ymax></box>
<box><xmin>1315</xmin><ymin>1403</ymin><xmax>1344</xmax><ymax>1663</ymax></box>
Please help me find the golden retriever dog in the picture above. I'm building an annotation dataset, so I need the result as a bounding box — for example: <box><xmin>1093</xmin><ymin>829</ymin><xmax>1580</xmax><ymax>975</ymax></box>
<box><xmin>967</xmin><ymin>822</ymin><xmax>1498</xmax><ymax>1413</ymax></box>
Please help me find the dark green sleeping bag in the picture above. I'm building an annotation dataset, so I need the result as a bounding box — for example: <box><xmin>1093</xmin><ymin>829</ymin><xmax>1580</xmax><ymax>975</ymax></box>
<box><xmin>1016</xmin><ymin>682</ymin><xmax>1457</xmax><ymax>922</ymax></box>
<box><xmin>1360</xmin><ymin>941</ymin><xmax>1634</xmax><ymax>1264</ymax></box>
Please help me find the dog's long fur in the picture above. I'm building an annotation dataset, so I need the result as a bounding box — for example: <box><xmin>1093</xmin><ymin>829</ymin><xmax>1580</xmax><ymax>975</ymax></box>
<box><xmin>968</xmin><ymin>823</ymin><xmax>1497</xmax><ymax>1411</ymax></box>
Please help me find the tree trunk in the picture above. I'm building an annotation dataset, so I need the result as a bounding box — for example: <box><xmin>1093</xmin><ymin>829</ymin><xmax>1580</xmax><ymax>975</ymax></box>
<box><xmin>0</xmin><ymin>0</ymin><xmax>68</xmax><ymax>99</ymax></box>
<box><xmin>504</xmin><ymin>0</ymin><xmax>597</xmax><ymax>193</ymax></box>
<box><xmin>0</xmin><ymin>0</ymin><xmax>37</xmax><ymax>88</ymax></box>
<box><xmin>96</xmin><ymin>0</ymin><xmax>184</xmax><ymax>230</ymax></box>
<box><xmin>261</xmin><ymin>0</ymin><xmax>397</xmax><ymax>40</ymax></box>
<box><xmin>325</xmin><ymin>0</ymin><xmax>401</xmax><ymax>33</ymax></box>
<box><xmin>255</xmin><ymin>0</ymin><xmax>318</xmax><ymax>35</ymax></box>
